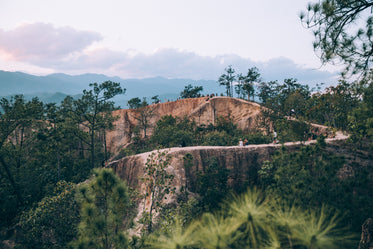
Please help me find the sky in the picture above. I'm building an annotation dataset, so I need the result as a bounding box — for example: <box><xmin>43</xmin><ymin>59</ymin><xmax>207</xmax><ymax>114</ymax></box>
<box><xmin>0</xmin><ymin>0</ymin><xmax>343</xmax><ymax>85</ymax></box>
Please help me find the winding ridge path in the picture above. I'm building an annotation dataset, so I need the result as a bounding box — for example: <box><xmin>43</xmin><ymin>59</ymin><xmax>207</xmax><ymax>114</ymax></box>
<box><xmin>110</xmin><ymin>129</ymin><xmax>350</xmax><ymax>166</ymax></box>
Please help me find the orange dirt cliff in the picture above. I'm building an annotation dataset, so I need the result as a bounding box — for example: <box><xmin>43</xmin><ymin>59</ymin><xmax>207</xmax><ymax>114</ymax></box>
<box><xmin>105</xmin><ymin>97</ymin><xmax>262</xmax><ymax>156</ymax></box>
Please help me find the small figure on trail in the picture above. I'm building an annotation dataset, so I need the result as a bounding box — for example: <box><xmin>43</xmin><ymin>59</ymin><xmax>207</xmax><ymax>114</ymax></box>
<box><xmin>244</xmin><ymin>139</ymin><xmax>249</xmax><ymax>146</ymax></box>
<box><xmin>239</xmin><ymin>140</ymin><xmax>243</xmax><ymax>147</ymax></box>
<box><xmin>273</xmin><ymin>131</ymin><xmax>278</xmax><ymax>144</ymax></box>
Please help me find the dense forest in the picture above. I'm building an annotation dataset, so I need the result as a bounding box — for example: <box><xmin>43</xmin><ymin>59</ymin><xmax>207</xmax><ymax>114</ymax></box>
<box><xmin>0</xmin><ymin>66</ymin><xmax>372</xmax><ymax>248</ymax></box>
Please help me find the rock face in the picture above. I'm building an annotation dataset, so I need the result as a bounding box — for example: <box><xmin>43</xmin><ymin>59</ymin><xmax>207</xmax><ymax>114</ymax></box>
<box><xmin>108</xmin><ymin>143</ymin><xmax>284</xmax><ymax>235</ymax></box>
<box><xmin>108</xmin><ymin>130</ymin><xmax>350</xmax><ymax>212</ymax></box>
<box><xmin>105</xmin><ymin>97</ymin><xmax>262</xmax><ymax>156</ymax></box>
<box><xmin>108</xmin><ymin>143</ymin><xmax>303</xmax><ymax>208</ymax></box>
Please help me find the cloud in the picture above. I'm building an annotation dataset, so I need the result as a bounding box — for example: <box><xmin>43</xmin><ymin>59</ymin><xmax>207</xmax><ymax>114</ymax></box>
<box><xmin>0</xmin><ymin>23</ymin><xmax>102</xmax><ymax>62</ymax></box>
<box><xmin>110</xmin><ymin>49</ymin><xmax>338</xmax><ymax>86</ymax></box>
<box><xmin>117</xmin><ymin>49</ymin><xmax>233</xmax><ymax>79</ymax></box>
<box><xmin>0</xmin><ymin>23</ymin><xmax>338</xmax><ymax>86</ymax></box>
<box><xmin>259</xmin><ymin>57</ymin><xmax>338</xmax><ymax>84</ymax></box>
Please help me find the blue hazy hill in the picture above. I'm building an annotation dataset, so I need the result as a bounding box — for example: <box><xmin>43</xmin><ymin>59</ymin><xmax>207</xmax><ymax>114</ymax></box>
<box><xmin>0</xmin><ymin>70</ymin><xmax>221</xmax><ymax>107</ymax></box>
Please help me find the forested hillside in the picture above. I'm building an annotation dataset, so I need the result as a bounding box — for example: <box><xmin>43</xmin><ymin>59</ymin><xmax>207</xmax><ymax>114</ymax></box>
<box><xmin>1</xmin><ymin>0</ymin><xmax>373</xmax><ymax>247</ymax></box>
<box><xmin>0</xmin><ymin>69</ymin><xmax>372</xmax><ymax>248</ymax></box>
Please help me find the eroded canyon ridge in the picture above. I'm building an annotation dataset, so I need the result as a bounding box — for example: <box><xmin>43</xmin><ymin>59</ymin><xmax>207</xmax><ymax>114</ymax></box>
<box><xmin>105</xmin><ymin>96</ymin><xmax>339</xmax><ymax>214</ymax></box>
<box><xmin>106</xmin><ymin>96</ymin><xmax>262</xmax><ymax>155</ymax></box>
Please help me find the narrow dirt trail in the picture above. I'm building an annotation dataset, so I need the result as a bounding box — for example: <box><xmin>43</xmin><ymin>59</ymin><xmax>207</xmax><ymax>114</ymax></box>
<box><xmin>121</xmin><ymin>130</ymin><xmax>350</xmax><ymax>164</ymax></box>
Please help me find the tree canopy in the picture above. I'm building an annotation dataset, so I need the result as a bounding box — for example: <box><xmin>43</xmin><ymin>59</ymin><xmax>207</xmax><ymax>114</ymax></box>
<box><xmin>73</xmin><ymin>81</ymin><xmax>125</xmax><ymax>168</ymax></box>
<box><xmin>218</xmin><ymin>65</ymin><xmax>235</xmax><ymax>97</ymax></box>
<box><xmin>180</xmin><ymin>84</ymin><xmax>203</xmax><ymax>99</ymax></box>
<box><xmin>301</xmin><ymin>0</ymin><xmax>373</xmax><ymax>76</ymax></box>
<box><xmin>128</xmin><ymin>97</ymin><xmax>142</xmax><ymax>109</ymax></box>
<box><xmin>72</xmin><ymin>168</ymin><xmax>133</xmax><ymax>249</ymax></box>
<box><xmin>242</xmin><ymin>67</ymin><xmax>261</xmax><ymax>101</ymax></box>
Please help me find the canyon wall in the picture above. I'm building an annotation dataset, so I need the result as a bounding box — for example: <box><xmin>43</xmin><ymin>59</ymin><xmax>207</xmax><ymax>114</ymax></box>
<box><xmin>105</xmin><ymin>97</ymin><xmax>263</xmax><ymax>155</ymax></box>
<box><xmin>108</xmin><ymin>143</ymin><xmax>303</xmax><ymax>205</ymax></box>
<box><xmin>108</xmin><ymin>132</ymin><xmax>350</xmax><ymax>210</ymax></box>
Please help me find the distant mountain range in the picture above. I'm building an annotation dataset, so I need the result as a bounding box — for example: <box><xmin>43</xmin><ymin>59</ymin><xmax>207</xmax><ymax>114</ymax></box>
<box><xmin>0</xmin><ymin>70</ymin><xmax>221</xmax><ymax>108</ymax></box>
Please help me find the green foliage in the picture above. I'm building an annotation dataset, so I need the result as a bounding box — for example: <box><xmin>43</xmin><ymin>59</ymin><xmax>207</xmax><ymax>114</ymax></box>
<box><xmin>214</xmin><ymin>115</ymin><xmax>238</xmax><ymax>136</ymax></box>
<box><xmin>73</xmin><ymin>81</ymin><xmax>125</xmax><ymax>168</ymax></box>
<box><xmin>259</xmin><ymin>141</ymin><xmax>373</xmax><ymax>237</ymax></box>
<box><xmin>140</xmin><ymin>150</ymin><xmax>175</xmax><ymax>233</ymax></box>
<box><xmin>22</xmin><ymin>82</ymin><xmax>124</xmax><ymax>190</ymax></box>
<box><xmin>134</xmin><ymin>104</ymin><xmax>155</xmax><ymax>139</ymax></box>
<box><xmin>349</xmin><ymin>79</ymin><xmax>373</xmax><ymax>146</ymax></box>
<box><xmin>128</xmin><ymin>97</ymin><xmax>142</xmax><ymax>109</ymax></box>
<box><xmin>236</xmin><ymin>67</ymin><xmax>261</xmax><ymax>100</ymax></box>
<box><xmin>275</xmin><ymin>118</ymin><xmax>311</xmax><ymax>143</ymax></box>
<box><xmin>200</xmin><ymin>116</ymin><xmax>243</xmax><ymax>146</ymax></box>
<box><xmin>151</xmin><ymin>192</ymin><xmax>202</xmax><ymax>248</ymax></box>
<box><xmin>218</xmin><ymin>65</ymin><xmax>235</xmax><ymax>97</ymax></box>
<box><xmin>180</xmin><ymin>84</ymin><xmax>203</xmax><ymax>99</ymax></box>
<box><xmin>18</xmin><ymin>181</ymin><xmax>79</xmax><ymax>249</ymax></box>
<box><xmin>0</xmin><ymin>95</ymin><xmax>65</xmax><ymax>227</ymax></box>
<box><xmin>201</xmin><ymin>130</ymin><xmax>232</xmax><ymax>146</ymax></box>
<box><xmin>301</xmin><ymin>0</ymin><xmax>373</xmax><ymax>77</ymax></box>
<box><xmin>227</xmin><ymin>188</ymin><xmax>272</xmax><ymax>248</ymax></box>
<box><xmin>72</xmin><ymin>168</ymin><xmax>133</xmax><ymax>249</ymax></box>
<box><xmin>196</xmin><ymin>213</ymin><xmax>241</xmax><ymax>249</ymax></box>
<box><xmin>146</xmin><ymin>219</ymin><xmax>199</xmax><ymax>249</ymax></box>
<box><xmin>259</xmin><ymin>143</ymin><xmax>341</xmax><ymax>206</ymax></box>
<box><xmin>3</xmin><ymin>74</ymin><xmax>372</xmax><ymax>249</ymax></box>
<box><xmin>259</xmin><ymin>78</ymin><xmax>311</xmax><ymax>117</ymax></box>
<box><xmin>257</xmin><ymin>78</ymin><xmax>319</xmax><ymax>142</ymax></box>
<box><xmin>195</xmin><ymin>157</ymin><xmax>230</xmax><ymax>212</ymax></box>
<box><xmin>306</xmin><ymin>80</ymin><xmax>359</xmax><ymax>130</ymax></box>
<box><xmin>149</xmin><ymin>189</ymin><xmax>353</xmax><ymax>249</ymax></box>
<box><xmin>151</xmin><ymin>115</ymin><xmax>195</xmax><ymax>148</ymax></box>
<box><xmin>235</xmin><ymin>73</ymin><xmax>246</xmax><ymax>99</ymax></box>
<box><xmin>258</xmin><ymin>80</ymin><xmax>277</xmax><ymax>104</ymax></box>
<box><xmin>0</xmin><ymin>171</ymin><xmax>17</xmax><ymax>226</ymax></box>
<box><xmin>151</xmin><ymin>95</ymin><xmax>160</xmax><ymax>104</ymax></box>
<box><xmin>126</xmin><ymin>114</ymin><xmax>270</xmax><ymax>153</ymax></box>
<box><xmin>243</xmin><ymin>132</ymin><xmax>272</xmax><ymax>145</ymax></box>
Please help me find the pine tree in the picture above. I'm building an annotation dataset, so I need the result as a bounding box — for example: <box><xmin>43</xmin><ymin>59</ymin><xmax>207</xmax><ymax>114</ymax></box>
<box><xmin>218</xmin><ymin>65</ymin><xmax>235</xmax><ymax>97</ymax></box>
<box><xmin>73</xmin><ymin>168</ymin><xmax>132</xmax><ymax>249</ymax></box>
<box><xmin>73</xmin><ymin>81</ymin><xmax>125</xmax><ymax>168</ymax></box>
<box><xmin>301</xmin><ymin>0</ymin><xmax>373</xmax><ymax>77</ymax></box>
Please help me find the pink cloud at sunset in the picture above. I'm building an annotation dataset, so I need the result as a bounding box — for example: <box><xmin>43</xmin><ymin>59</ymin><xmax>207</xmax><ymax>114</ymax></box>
<box><xmin>0</xmin><ymin>23</ymin><xmax>102</xmax><ymax>62</ymax></box>
<box><xmin>0</xmin><ymin>23</ymin><xmax>338</xmax><ymax>84</ymax></box>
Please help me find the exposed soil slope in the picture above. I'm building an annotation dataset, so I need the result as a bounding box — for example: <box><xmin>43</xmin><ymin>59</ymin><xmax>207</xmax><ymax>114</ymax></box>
<box><xmin>106</xmin><ymin>97</ymin><xmax>262</xmax><ymax>155</ymax></box>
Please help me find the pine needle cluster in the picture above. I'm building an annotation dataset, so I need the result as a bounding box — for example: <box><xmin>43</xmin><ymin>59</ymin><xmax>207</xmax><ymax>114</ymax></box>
<box><xmin>147</xmin><ymin>188</ymin><xmax>354</xmax><ymax>249</ymax></box>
